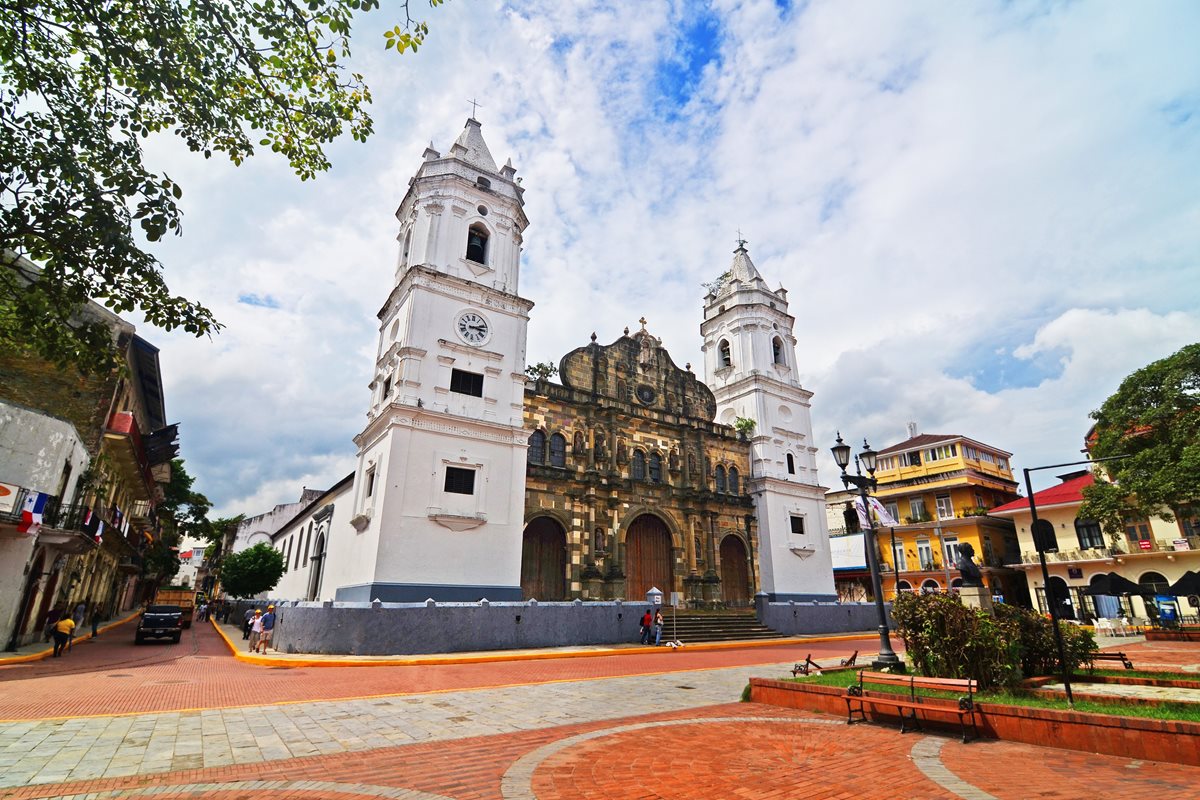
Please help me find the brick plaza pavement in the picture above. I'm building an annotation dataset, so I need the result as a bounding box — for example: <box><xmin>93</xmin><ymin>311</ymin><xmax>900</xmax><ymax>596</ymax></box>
<box><xmin>1</xmin><ymin>621</ymin><xmax>1198</xmax><ymax>798</ymax></box>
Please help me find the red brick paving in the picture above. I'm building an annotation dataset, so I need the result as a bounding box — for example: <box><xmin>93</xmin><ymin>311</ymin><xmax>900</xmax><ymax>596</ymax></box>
<box><xmin>0</xmin><ymin>622</ymin><xmax>869</xmax><ymax>720</ymax></box>
<box><xmin>6</xmin><ymin>702</ymin><xmax>1200</xmax><ymax>800</ymax></box>
<box><xmin>1109</xmin><ymin>639</ymin><xmax>1200</xmax><ymax>671</ymax></box>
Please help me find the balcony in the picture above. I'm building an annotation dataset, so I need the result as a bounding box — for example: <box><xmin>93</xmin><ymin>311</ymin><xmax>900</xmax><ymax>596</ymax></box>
<box><xmin>103</xmin><ymin>411</ymin><xmax>156</xmax><ymax>500</ymax></box>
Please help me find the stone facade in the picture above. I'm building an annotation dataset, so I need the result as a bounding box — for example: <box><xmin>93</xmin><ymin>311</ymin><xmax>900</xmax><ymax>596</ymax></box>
<box><xmin>522</xmin><ymin>325</ymin><xmax>757</xmax><ymax>606</ymax></box>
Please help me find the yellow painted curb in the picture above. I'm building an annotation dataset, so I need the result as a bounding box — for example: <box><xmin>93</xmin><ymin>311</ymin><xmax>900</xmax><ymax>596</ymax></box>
<box><xmin>0</xmin><ymin>611</ymin><xmax>141</xmax><ymax>665</ymax></box>
<box><xmin>209</xmin><ymin>616</ymin><xmax>875</xmax><ymax>669</ymax></box>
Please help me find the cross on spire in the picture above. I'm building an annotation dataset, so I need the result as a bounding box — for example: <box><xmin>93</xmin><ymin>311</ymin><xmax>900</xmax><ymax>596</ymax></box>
<box><xmin>639</xmin><ymin>316</ymin><xmax>648</xmax><ymax>330</ymax></box>
<box><xmin>468</xmin><ymin>98</ymin><xmax>483</xmax><ymax>119</ymax></box>
<box><xmin>735</xmin><ymin>229</ymin><xmax>748</xmax><ymax>250</ymax></box>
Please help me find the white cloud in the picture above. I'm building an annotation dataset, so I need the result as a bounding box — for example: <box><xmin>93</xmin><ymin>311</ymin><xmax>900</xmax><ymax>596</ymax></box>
<box><xmin>130</xmin><ymin>0</ymin><xmax>1199</xmax><ymax>514</ymax></box>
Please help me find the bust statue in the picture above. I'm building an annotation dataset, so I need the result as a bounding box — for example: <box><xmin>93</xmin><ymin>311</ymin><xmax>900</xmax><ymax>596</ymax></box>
<box><xmin>956</xmin><ymin>542</ymin><xmax>983</xmax><ymax>587</ymax></box>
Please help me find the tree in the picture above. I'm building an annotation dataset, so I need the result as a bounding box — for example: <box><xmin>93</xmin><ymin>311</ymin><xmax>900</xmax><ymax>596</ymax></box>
<box><xmin>1</xmin><ymin>0</ymin><xmax>443</xmax><ymax>372</ymax></box>
<box><xmin>218</xmin><ymin>542</ymin><xmax>285</xmax><ymax>598</ymax></box>
<box><xmin>1081</xmin><ymin>343</ymin><xmax>1200</xmax><ymax>534</ymax></box>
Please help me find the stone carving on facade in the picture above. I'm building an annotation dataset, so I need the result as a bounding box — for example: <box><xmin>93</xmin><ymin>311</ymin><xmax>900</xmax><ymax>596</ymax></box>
<box><xmin>669</xmin><ymin>448</ymin><xmax>680</xmax><ymax>473</ymax></box>
<box><xmin>593</xmin><ymin>429</ymin><xmax>608</xmax><ymax>462</ymax></box>
<box><xmin>573</xmin><ymin>430</ymin><xmax>586</xmax><ymax>455</ymax></box>
<box><xmin>616</xmin><ymin>437</ymin><xmax>628</xmax><ymax>465</ymax></box>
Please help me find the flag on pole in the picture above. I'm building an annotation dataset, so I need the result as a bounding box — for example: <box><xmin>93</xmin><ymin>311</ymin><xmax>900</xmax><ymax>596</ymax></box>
<box><xmin>17</xmin><ymin>491</ymin><xmax>47</xmax><ymax>535</ymax></box>
<box><xmin>95</xmin><ymin>519</ymin><xmax>105</xmax><ymax>545</ymax></box>
<box><xmin>854</xmin><ymin>496</ymin><xmax>900</xmax><ymax>528</ymax></box>
<box><xmin>869</xmin><ymin>497</ymin><xmax>899</xmax><ymax>527</ymax></box>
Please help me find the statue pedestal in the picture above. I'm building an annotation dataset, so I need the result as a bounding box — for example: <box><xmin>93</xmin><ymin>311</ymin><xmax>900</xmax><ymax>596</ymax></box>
<box><xmin>959</xmin><ymin>586</ymin><xmax>993</xmax><ymax>613</ymax></box>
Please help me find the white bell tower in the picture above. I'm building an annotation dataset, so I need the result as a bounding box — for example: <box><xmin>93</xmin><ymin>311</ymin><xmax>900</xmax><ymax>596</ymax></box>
<box><xmin>700</xmin><ymin>241</ymin><xmax>836</xmax><ymax>601</ymax></box>
<box><xmin>335</xmin><ymin>118</ymin><xmax>533</xmax><ymax>602</ymax></box>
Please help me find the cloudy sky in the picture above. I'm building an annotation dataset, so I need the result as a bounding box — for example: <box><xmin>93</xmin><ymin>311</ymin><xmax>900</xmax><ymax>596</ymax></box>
<box><xmin>139</xmin><ymin>0</ymin><xmax>1200</xmax><ymax>516</ymax></box>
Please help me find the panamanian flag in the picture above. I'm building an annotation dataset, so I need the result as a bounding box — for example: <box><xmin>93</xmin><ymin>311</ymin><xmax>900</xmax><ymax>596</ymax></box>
<box><xmin>18</xmin><ymin>492</ymin><xmax>48</xmax><ymax>536</ymax></box>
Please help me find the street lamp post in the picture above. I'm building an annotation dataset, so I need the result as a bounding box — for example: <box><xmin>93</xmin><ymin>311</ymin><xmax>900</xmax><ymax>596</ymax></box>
<box><xmin>832</xmin><ymin>433</ymin><xmax>903</xmax><ymax>670</ymax></box>
<box><xmin>1024</xmin><ymin>454</ymin><xmax>1128</xmax><ymax>707</ymax></box>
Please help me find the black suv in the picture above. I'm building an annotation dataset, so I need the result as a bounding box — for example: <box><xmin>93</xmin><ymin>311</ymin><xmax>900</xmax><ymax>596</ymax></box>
<box><xmin>136</xmin><ymin>604</ymin><xmax>183</xmax><ymax>644</ymax></box>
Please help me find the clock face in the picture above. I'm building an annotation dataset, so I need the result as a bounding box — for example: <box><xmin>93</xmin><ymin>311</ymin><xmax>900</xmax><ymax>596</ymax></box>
<box><xmin>455</xmin><ymin>311</ymin><xmax>490</xmax><ymax>345</ymax></box>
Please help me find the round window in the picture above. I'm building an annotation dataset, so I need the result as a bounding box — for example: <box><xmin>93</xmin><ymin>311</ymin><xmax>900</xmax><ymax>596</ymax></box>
<box><xmin>477</xmin><ymin>205</ymin><xmax>488</xmax><ymax>216</ymax></box>
<box><xmin>636</xmin><ymin>385</ymin><xmax>656</xmax><ymax>404</ymax></box>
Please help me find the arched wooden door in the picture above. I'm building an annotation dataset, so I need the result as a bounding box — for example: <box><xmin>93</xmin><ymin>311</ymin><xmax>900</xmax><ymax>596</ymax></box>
<box><xmin>720</xmin><ymin>535</ymin><xmax>750</xmax><ymax>606</ymax></box>
<box><xmin>521</xmin><ymin>517</ymin><xmax>566</xmax><ymax>600</ymax></box>
<box><xmin>625</xmin><ymin>514</ymin><xmax>672</xmax><ymax>602</ymax></box>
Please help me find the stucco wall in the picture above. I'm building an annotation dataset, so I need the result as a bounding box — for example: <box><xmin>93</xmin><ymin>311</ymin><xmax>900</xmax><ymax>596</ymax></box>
<box><xmin>757</xmin><ymin>599</ymin><xmax>893</xmax><ymax>635</ymax></box>
<box><xmin>225</xmin><ymin>597</ymin><xmax>885</xmax><ymax>655</ymax></box>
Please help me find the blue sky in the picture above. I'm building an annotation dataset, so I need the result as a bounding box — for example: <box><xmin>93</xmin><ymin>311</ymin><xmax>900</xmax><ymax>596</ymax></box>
<box><xmin>135</xmin><ymin>0</ymin><xmax>1200</xmax><ymax>515</ymax></box>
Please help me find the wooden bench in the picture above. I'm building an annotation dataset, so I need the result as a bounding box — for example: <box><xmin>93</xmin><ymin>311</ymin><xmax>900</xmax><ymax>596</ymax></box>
<box><xmin>1090</xmin><ymin>652</ymin><xmax>1134</xmax><ymax>670</ymax></box>
<box><xmin>845</xmin><ymin>670</ymin><xmax>979</xmax><ymax>743</ymax></box>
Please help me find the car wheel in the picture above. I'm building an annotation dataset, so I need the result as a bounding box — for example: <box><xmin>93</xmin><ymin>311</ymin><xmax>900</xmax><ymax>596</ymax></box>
<box><xmin>172</xmin><ymin>633</ymin><xmax>182</xmax><ymax>643</ymax></box>
<box><xmin>135</xmin><ymin>633</ymin><xmax>144</xmax><ymax>645</ymax></box>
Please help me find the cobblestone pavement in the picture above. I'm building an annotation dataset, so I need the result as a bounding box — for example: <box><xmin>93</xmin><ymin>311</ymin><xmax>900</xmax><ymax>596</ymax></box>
<box><xmin>2</xmin><ymin>622</ymin><xmax>1199</xmax><ymax>799</ymax></box>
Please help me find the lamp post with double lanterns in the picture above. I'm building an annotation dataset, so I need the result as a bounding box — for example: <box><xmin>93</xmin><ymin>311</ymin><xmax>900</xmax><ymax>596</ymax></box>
<box><xmin>832</xmin><ymin>432</ymin><xmax>903</xmax><ymax>671</ymax></box>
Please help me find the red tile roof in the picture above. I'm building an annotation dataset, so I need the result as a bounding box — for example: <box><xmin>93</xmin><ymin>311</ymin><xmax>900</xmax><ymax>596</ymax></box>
<box><xmin>990</xmin><ymin>473</ymin><xmax>1095</xmax><ymax>515</ymax></box>
<box><xmin>875</xmin><ymin>434</ymin><xmax>961</xmax><ymax>456</ymax></box>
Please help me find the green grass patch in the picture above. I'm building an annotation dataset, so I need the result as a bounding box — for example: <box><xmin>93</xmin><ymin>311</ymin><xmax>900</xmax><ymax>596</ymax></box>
<box><xmin>783</xmin><ymin>670</ymin><xmax>1200</xmax><ymax>723</ymax></box>
<box><xmin>1081</xmin><ymin>668</ymin><xmax>1200</xmax><ymax>682</ymax></box>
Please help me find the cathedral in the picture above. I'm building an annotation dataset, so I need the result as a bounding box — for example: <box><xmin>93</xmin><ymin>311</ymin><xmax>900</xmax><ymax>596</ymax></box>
<box><xmin>267</xmin><ymin>119</ymin><xmax>836</xmax><ymax>606</ymax></box>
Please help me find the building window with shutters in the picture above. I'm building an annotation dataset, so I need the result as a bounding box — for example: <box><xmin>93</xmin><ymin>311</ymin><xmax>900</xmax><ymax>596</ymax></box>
<box><xmin>632</xmin><ymin>450</ymin><xmax>646</xmax><ymax>480</ymax></box>
<box><xmin>527</xmin><ymin>430</ymin><xmax>546</xmax><ymax>465</ymax></box>
<box><xmin>450</xmin><ymin>368</ymin><xmax>484</xmax><ymax>397</ymax></box>
<box><xmin>648</xmin><ymin>452</ymin><xmax>663</xmax><ymax>483</ymax></box>
<box><xmin>549</xmin><ymin>433</ymin><xmax>567</xmax><ymax>467</ymax></box>
<box><xmin>728</xmin><ymin>467</ymin><xmax>739</xmax><ymax>494</ymax></box>
<box><xmin>444</xmin><ymin>466</ymin><xmax>476</xmax><ymax>495</ymax></box>
<box><xmin>715</xmin><ymin>465</ymin><xmax>727</xmax><ymax>493</ymax></box>
<box><xmin>1075</xmin><ymin>518</ymin><xmax>1104</xmax><ymax>550</ymax></box>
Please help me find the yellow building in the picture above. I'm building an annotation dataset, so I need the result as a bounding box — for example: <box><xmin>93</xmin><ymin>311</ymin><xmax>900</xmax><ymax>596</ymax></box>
<box><xmin>868</xmin><ymin>430</ymin><xmax>1024</xmax><ymax>602</ymax></box>
<box><xmin>990</xmin><ymin>471</ymin><xmax>1200</xmax><ymax>624</ymax></box>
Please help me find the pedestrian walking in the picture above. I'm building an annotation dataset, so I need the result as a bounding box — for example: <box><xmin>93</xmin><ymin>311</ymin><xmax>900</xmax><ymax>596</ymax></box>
<box><xmin>639</xmin><ymin>609</ymin><xmax>653</xmax><ymax>645</ymax></box>
<box><xmin>90</xmin><ymin>604</ymin><xmax>102</xmax><ymax>639</ymax></box>
<box><xmin>242</xmin><ymin>607</ymin><xmax>255</xmax><ymax>640</ymax></box>
<box><xmin>256</xmin><ymin>605</ymin><xmax>276</xmax><ymax>653</ymax></box>
<box><xmin>248</xmin><ymin>609</ymin><xmax>263</xmax><ymax>651</ymax></box>
<box><xmin>653</xmin><ymin>610</ymin><xmax>664</xmax><ymax>646</ymax></box>
<box><xmin>51</xmin><ymin>615</ymin><xmax>75</xmax><ymax>657</ymax></box>
<box><xmin>198</xmin><ymin>602</ymin><xmax>208</xmax><ymax>622</ymax></box>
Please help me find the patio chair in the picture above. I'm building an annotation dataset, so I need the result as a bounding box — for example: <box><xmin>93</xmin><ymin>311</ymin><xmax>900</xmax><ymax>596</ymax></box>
<box><xmin>1094</xmin><ymin>618</ymin><xmax>1114</xmax><ymax>636</ymax></box>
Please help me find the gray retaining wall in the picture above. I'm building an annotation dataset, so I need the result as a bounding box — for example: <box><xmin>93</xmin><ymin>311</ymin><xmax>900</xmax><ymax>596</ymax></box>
<box><xmin>219</xmin><ymin>597</ymin><xmax>893</xmax><ymax>656</ymax></box>
<box><xmin>756</xmin><ymin>598</ymin><xmax>894</xmax><ymax>635</ymax></box>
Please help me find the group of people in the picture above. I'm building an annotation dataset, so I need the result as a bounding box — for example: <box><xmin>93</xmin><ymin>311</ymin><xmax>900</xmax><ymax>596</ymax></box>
<box><xmin>45</xmin><ymin>602</ymin><xmax>105</xmax><ymax>657</ymax></box>
<box><xmin>241</xmin><ymin>605</ymin><xmax>277</xmax><ymax>653</ymax></box>
<box><xmin>639</xmin><ymin>608</ymin><xmax>666</xmax><ymax>646</ymax></box>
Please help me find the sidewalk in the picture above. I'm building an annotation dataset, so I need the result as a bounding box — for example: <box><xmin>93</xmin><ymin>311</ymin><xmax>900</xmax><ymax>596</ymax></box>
<box><xmin>0</xmin><ymin>611</ymin><xmax>141</xmax><ymax>665</ymax></box>
<box><xmin>211</xmin><ymin>617</ymin><xmax>880</xmax><ymax>668</ymax></box>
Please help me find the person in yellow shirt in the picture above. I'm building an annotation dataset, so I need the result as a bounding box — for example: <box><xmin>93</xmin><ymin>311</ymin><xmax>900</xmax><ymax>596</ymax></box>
<box><xmin>52</xmin><ymin>615</ymin><xmax>75</xmax><ymax>657</ymax></box>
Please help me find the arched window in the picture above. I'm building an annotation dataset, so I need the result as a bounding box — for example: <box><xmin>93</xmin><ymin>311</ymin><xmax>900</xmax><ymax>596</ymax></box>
<box><xmin>921</xmin><ymin>579</ymin><xmax>941</xmax><ymax>594</ymax></box>
<box><xmin>896</xmin><ymin>580</ymin><xmax>913</xmax><ymax>593</ymax></box>
<box><xmin>718</xmin><ymin>339</ymin><xmax>732</xmax><ymax>368</ymax></box>
<box><xmin>549</xmin><ymin>433</ymin><xmax>567</xmax><ymax>468</ymax></box>
<box><xmin>401</xmin><ymin>228</ymin><xmax>412</xmax><ymax>267</ymax></box>
<box><xmin>1074</xmin><ymin>518</ymin><xmax>1104</xmax><ymax>550</ymax></box>
<box><xmin>1138</xmin><ymin>571</ymin><xmax>1169</xmax><ymax>595</ymax></box>
<box><xmin>648</xmin><ymin>452</ymin><xmax>662</xmax><ymax>483</ymax></box>
<box><xmin>527</xmin><ymin>430</ymin><xmax>546</xmax><ymax>465</ymax></box>
<box><xmin>786</xmin><ymin>453</ymin><xmax>796</xmax><ymax>474</ymax></box>
<box><xmin>632</xmin><ymin>450</ymin><xmax>646</xmax><ymax>480</ymax></box>
<box><xmin>715</xmin><ymin>465</ymin><xmax>727</xmax><ymax>493</ymax></box>
<box><xmin>772</xmin><ymin>336</ymin><xmax>784</xmax><ymax>365</ymax></box>
<box><xmin>728</xmin><ymin>467</ymin><xmax>739</xmax><ymax>494</ymax></box>
<box><xmin>466</xmin><ymin>223</ymin><xmax>489</xmax><ymax>264</ymax></box>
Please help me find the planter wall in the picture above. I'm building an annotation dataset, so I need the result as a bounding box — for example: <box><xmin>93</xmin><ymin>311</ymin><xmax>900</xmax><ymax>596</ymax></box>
<box><xmin>750</xmin><ymin>677</ymin><xmax>1200</xmax><ymax>767</ymax></box>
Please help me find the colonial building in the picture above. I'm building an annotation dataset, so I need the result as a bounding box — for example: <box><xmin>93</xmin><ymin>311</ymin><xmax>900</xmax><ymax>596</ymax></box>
<box><xmin>522</xmin><ymin>324</ymin><xmax>755</xmax><ymax>605</ymax></box>
<box><xmin>0</xmin><ymin>263</ymin><xmax>177</xmax><ymax>648</ymax></box>
<box><xmin>869</xmin><ymin>426</ymin><xmax>1024</xmax><ymax>602</ymax></box>
<box><xmin>991</xmin><ymin>471</ymin><xmax>1200</xmax><ymax>624</ymax></box>
<box><xmin>265</xmin><ymin>118</ymin><xmax>836</xmax><ymax>606</ymax></box>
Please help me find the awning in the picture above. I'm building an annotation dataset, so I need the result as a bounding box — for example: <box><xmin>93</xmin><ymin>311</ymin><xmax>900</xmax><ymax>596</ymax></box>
<box><xmin>1167</xmin><ymin>571</ymin><xmax>1200</xmax><ymax>597</ymax></box>
<box><xmin>1082</xmin><ymin>572</ymin><xmax>1143</xmax><ymax>596</ymax></box>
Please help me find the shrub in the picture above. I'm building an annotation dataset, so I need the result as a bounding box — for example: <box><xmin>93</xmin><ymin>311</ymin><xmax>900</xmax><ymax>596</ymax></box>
<box><xmin>891</xmin><ymin>593</ymin><xmax>1098</xmax><ymax>689</ymax></box>
<box><xmin>891</xmin><ymin>592</ymin><xmax>1021</xmax><ymax>689</ymax></box>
